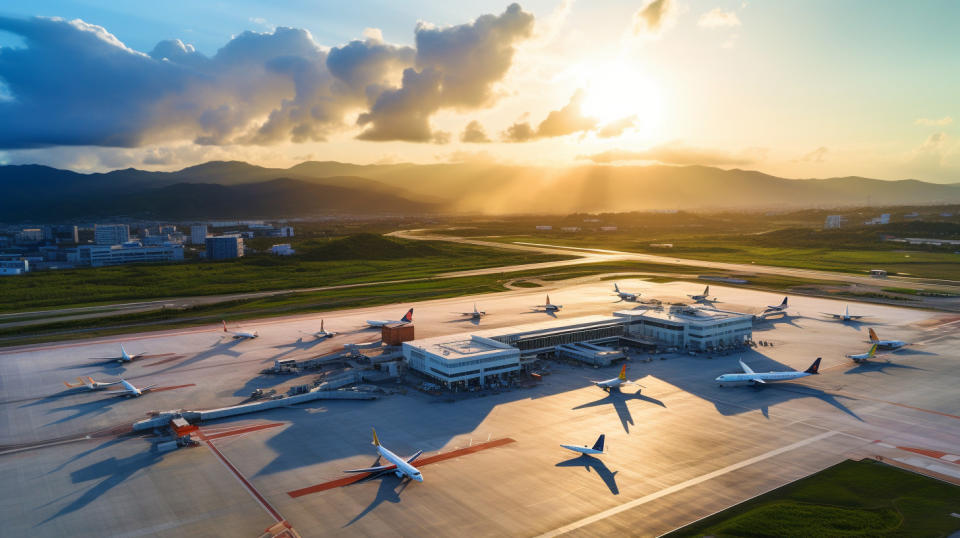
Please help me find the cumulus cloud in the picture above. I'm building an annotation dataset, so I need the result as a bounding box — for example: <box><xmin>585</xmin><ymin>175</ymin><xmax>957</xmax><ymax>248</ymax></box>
<box><xmin>632</xmin><ymin>0</ymin><xmax>678</xmax><ymax>37</ymax></box>
<box><xmin>914</xmin><ymin>116</ymin><xmax>953</xmax><ymax>127</ymax></box>
<box><xmin>698</xmin><ymin>8</ymin><xmax>741</xmax><ymax>28</ymax></box>
<box><xmin>577</xmin><ymin>143</ymin><xmax>759</xmax><ymax>166</ymax></box>
<box><xmin>596</xmin><ymin>115</ymin><xmax>637</xmax><ymax>138</ymax></box>
<box><xmin>799</xmin><ymin>146</ymin><xmax>828</xmax><ymax>163</ymax></box>
<box><xmin>503</xmin><ymin>121</ymin><xmax>536</xmax><ymax>142</ymax></box>
<box><xmin>502</xmin><ymin>89</ymin><xmax>599</xmax><ymax>142</ymax></box>
<box><xmin>461</xmin><ymin>120</ymin><xmax>492</xmax><ymax>143</ymax></box>
<box><xmin>0</xmin><ymin>6</ymin><xmax>533</xmax><ymax>149</ymax></box>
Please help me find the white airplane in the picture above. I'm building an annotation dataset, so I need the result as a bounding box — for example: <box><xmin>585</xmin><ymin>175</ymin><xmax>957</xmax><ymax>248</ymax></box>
<box><xmin>846</xmin><ymin>344</ymin><xmax>880</xmax><ymax>363</ymax></box>
<box><xmin>222</xmin><ymin>320</ymin><xmax>258</xmax><ymax>340</ymax></box>
<box><xmin>821</xmin><ymin>305</ymin><xmax>865</xmax><ymax>321</ymax></box>
<box><xmin>688</xmin><ymin>285</ymin><xmax>712</xmax><ymax>302</ymax></box>
<box><xmin>302</xmin><ymin>319</ymin><xmax>338</xmax><ymax>339</ymax></box>
<box><xmin>592</xmin><ymin>364</ymin><xmax>638</xmax><ymax>391</ymax></box>
<box><xmin>868</xmin><ymin>328</ymin><xmax>910</xmax><ymax>350</ymax></box>
<box><xmin>116</xmin><ymin>379</ymin><xmax>158</xmax><ymax>397</ymax></box>
<box><xmin>63</xmin><ymin>376</ymin><xmax>122</xmax><ymax>391</ymax></box>
<box><xmin>765</xmin><ymin>297</ymin><xmax>789</xmax><ymax>312</ymax></box>
<box><xmin>87</xmin><ymin>344</ymin><xmax>146</xmax><ymax>363</ymax></box>
<box><xmin>613</xmin><ymin>283</ymin><xmax>639</xmax><ymax>302</ymax></box>
<box><xmin>457</xmin><ymin>304</ymin><xmax>486</xmax><ymax>319</ymax></box>
<box><xmin>533</xmin><ymin>295</ymin><xmax>562</xmax><ymax>312</ymax></box>
<box><xmin>367</xmin><ymin>308</ymin><xmax>414</xmax><ymax>327</ymax></box>
<box><xmin>344</xmin><ymin>428</ymin><xmax>424</xmax><ymax>482</ymax></box>
<box><xmin>715</xmin><ymin>357</ymin><xmax>821</xmax><ymax>386</ymax></box>
<box><xmin>561</xmin><ymin>434</ymin><xmax>606</xmax><ymax>455</ymax></box>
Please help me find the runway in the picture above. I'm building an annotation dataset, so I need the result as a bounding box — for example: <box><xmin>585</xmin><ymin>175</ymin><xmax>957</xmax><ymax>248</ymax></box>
<box><xmin>0</xmin><ymin>278</ymin><xmax>957</xmax><ymax>536</ymax></box>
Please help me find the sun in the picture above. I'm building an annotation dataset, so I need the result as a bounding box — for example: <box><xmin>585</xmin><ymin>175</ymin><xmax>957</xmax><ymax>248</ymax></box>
<box><xmin>576</xmin><ymin>60</ymin><xmax>662</xmax><ymax>133</ymax></box>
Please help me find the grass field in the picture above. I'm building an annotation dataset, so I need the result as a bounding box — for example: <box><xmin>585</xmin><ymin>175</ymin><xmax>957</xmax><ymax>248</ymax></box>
<box><xmin>667</xmin><ymin>459</ymin><xmax>960</xmax><ymax>537</ymax></box>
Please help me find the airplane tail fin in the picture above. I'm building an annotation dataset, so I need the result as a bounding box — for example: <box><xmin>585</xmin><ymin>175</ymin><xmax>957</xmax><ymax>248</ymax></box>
<box><xmin>64</xmin><ymin>377</ymin><xmax>85</xmax><ymax>388</ymax></box>
<box><xmin>222</xmin><ymin>320</ymin><xmax>228</xmax><ymax>332</ymax></box>
<box><xmin>371</xmin><ymin>427</ymin><xmax>380</xmax><ymax>447</ymax></box>
<box><xmin>618</xmin><ymin>364</ymin><xmax>627</xmax><ymax>381</ymax></box>
<box><xmin>592</xmin><ymin>434</ymin><xmax>605</xmax><ymax>452</ymax></box>
<box><xmin>614</xmin><ymin>283</ymin><xmax>620</xmax><ymax>292</ymax></box>
<box><xmin>401</xmin><ymin>308</ymin><xmax>414</xmax><ymax>323</ymax></box>
<box><xmin>120</xmin><ymin>343</ymin><xmax>128</xmax><ymax>359</ymax></box>
<box><xmin>704</xmin><ymin>285</ymin><xmax>710</xmax><ymax>295</ymax></box>
<box><xmin>868</xmin><ymin>328</ymin><xmax>879</xmax><ymax>342</ymax></box>
<box><xmin>868</xmin><ymin>344</ymin><xmax>877</xmax><ymax>357</ymax></box>
<box><xmin>782</xmin><ymin>297</ymin><xmax>788</xmax><ymax>306</ymax></box>
<box><xmin>546</xmin><ymin>294</ymin><xmax>551</xmax><ymax>305</ymax></box>
<box><xmin>805</xmin><ymin>357</ymin><xmax>822</xmax><ymax>374</ymax></box>
<box><xmin>320</xmin><ymin>319</ymin><xmax>324</xmax><ymax>332</ymax></box>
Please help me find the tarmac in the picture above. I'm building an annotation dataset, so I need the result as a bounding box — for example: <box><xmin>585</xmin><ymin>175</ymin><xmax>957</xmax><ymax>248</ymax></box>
<box><xmin>1</xmin><ymin>278</ymin><xmax>958</xmax><ymax>536</ymax></box>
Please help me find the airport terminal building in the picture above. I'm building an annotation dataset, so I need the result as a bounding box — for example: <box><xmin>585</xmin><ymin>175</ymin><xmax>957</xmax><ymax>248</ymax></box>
<box><xmin>401</xmin><ymin>306</ymin><xmax>753</xmax><ymax>387</ymax></box>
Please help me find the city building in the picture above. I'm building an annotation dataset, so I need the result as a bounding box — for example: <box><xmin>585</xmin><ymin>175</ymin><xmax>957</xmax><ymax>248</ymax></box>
<box><xmin>270</xmin><ymin>244</ymin><xmax>295</xmax><ymax>256</ymax></box>
<box><xmin>402</xmin><ymin>334</ymin><xmax>521</xmax><ymax>389</ymax></box>
<box><xmin>0</xmin><ymin>259</ymin><xmax>29</xmax><ymax>275</ymax></box>
<box><xmin>535</xmin><ymin>225</ymin><xmax>552</xmax><ymax>231</ymax></box>
<box><xmin>863</xmin><ymin>213</ymin><xmax>890</xmax><ymax>225</ymax></box>
<box><xmin>190</xmin><ymin>224</ymin><xmax>208</xmax><ymax>245</ymax></box>
<box><xmin>561</xmin><ymin>226</ymin><xmax>581</xmax><ymax>232</ymax></box>
<box><xmin>15</xmin><ymin>228</ymin><xmax>44</xmax><ymax>244</ymax></box>
<box><xmin>94</xmin><ymin>224</ymin><xmax>130</xmax><ymax>245</ymax></box>
<box><xmin>599</xmin><ymin>226</ymin><xmax>618</xmax><ymax>231</ymax></box>
<box><xmin>159</xmin><ymin>225</ymin><xmax>177</xmax><ymax>235</ymax></box>
<box><xmin>206</xmin><ymin>236</ymin><xmax>244</xmax><ymax>260</ymax></box>
<box><xmin>68</xmin><ymin>242</ymin><xmax>184</xmax><ymax>267</ymax></box>
<box><xmin>823</xmin><ymin>215</ymin><xmax>847</xmax><ymax>229</ymax></box>
<box><xmin>613</xmin><ymin>306</ymin><xmax>753</xmax><ymax>351</ymax></box>
<box><xmin>44</xmin><ymin>225</ymin><xmax>79</xmax><ymax>244</ymax></box>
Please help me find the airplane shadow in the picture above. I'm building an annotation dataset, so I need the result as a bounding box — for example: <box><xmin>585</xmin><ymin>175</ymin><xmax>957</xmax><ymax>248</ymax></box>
<box><xmin>753</xmin><ymin>313</ymin><xmax>803</xmax><ymax>329</ymax></box>
<box><xmin>843</xmin><ymin>361</ymin><xmax>927</xmax><ymax>376</ymax></box>
<box><xmin>39</xmin><ymin>440</ymin><xmax>163</xmax><ymax>525</ymax></box>
<box><xmin>761</xmin><ymin>383</ymin><xmax>863</xmax><ymax>422</ymax></box>
<box><xmin>145</xmin><ymin>339</ymin><xmax>243</xmax><ymax>377</ymax></box>
<box><xmin>525</xmin><ymin>310</ymin><xmax>558</xmax><ymax>318</ymax></box>
<box><xmin>890</xmin><ymin>348</ymin><xmax>937</xmax><ymax>356</ymax></box>
<box><xmin>344</xmin><ymin>474</ymin><xmax>411</xmax><ymax>527</ymax></box>
<box><xmin>43</xmin><ymin>394</ymin><xmax>123</xmax><ymax>427</ymax></box>
<box><xmin>555</xmin><ymin>454</ymin><xmax>619</xmax><ymax>495</ymax></box>
<box><xmin>572</xmin><ymin>389</ymin><xmax>665</xmax><ymax>433</ymax></box>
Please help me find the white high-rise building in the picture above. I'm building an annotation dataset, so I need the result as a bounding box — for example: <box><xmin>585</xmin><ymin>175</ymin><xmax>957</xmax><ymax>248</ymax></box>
<box><xmin>94</xmin><ymin>224</ymin><xmax>130</xmax><ymax>245</ymax></box>
<box><xmin>190</xmin><ymin>224</ymin><xmax>208</xmax><ymax>245</ymax></box>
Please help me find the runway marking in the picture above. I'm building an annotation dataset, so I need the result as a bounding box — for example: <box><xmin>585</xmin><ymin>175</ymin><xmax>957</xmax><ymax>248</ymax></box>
<box><xmin>537</xmin><ymin>431</ymin><xmax>837</xmax><ymax>537</ymax></box>
<box><xmin>104</xmin><ymin>383</ymin><xmax>195</xmax><ymax>394</ymax></box>
<box><xmin>286</xmin><ymin>437</ymin><xmax>516</xmax><ymax>498</ymax></box>
<box><xmin>200</xmin><ymin>422</ymin><xmax>286</xmax><ymax>441</ymax></box>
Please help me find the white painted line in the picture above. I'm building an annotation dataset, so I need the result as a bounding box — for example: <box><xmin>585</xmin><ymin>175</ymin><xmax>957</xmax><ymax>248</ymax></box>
<box><xmin>538</xmin><ymin>431</ymin><xmax>838</xmax><ymax>537</ymax></box>
<box><xmin>941</xmin><ymin>454</ymin><xmax>960</xmax><ymax>463</ymax></box>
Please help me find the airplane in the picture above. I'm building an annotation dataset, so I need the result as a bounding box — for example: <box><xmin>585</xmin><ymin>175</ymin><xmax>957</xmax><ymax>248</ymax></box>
<box><xmin>846</xmin><ymin>344</ymin><xmax>880</xmax><ymax>363</ymax></box>
<box><xmin>868</xmin><ymin>328</ymin><xmax>910</xmax><ymax>350</ymax></box>
<box><xmin>116</xmin><ymin>379</ymin><xmax>158</xmax><ymax>397</ymax></box>
<box><xmin>561</xmin><ymin>434</ymin><xmax>606</xmax><ymax>455</ymax></box>
<box><xmin>302</xmin><ymin>319</ymin><xmax>337</xmax><ymax>339</ymax></box>
<box><xmin>87</xmin><ymin>344</ymin><xmax>146</xmax><ymax>363</ymax></box>
<box><xmin>63</xmin><ymin>376</ymin><xmax>122</xmax><ymax>391</ymax></box>
<box><xmin>613</xmin><ymin>283</ymin><xmax>639</xmax><ymax>302</ymax></box>
<box><xmin>688</xmin><ymin>285</ymin><xmax>712</xmax><ymax>302</ymax></box>
<box><xmin>533</xmin><ymin>295</ymin><xmax>562</xmax><ymax>312</ymax></box>
<box><xmin>222</xmin><ymin>320</ymin><xmax>258</xmax><ymax>340</ymax></box>
<box><xmin>456</xmin><ymin>304</ymin><xmax>486</xmax><ymax>319</ymax></box>
<box><xmin>592</xmin><ymin>364</ymin><xmax>638</xmax><ymax>391</ymax></box>
<box><xmin>765</xmin><ymin>297</ymin><xmax>789</xmax><ymax>312</ymax></box>
<box><xmin>715</xmin><ymin>357</ymin><xmax>821</xmax><ymax>386</ymax></box>
<box><xmin>367</xmin><ymin>308</ymin><xmax>414</xmax><ymax>328</ymax></box>
<box><xmin>821</xmin><ymin>305</ymin><xmax>865</xmax><ymax>321</ymax></box>
<box><xmin>344</xmin><ymin>428</ymin><xmax>424</xmax><ymax>482</ymax></box>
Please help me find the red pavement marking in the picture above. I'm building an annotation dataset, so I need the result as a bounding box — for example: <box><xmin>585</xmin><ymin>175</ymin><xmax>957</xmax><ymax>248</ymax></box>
<box><xmin>204</xmin><ymin>436</ymin><xmax>285</xmax><ymax>523</ymax></box>
<box><xmin>895</xmin><ymin>446</ymin><xmax>959</xmax><ymax>463</ymax></box>
<box><xmin>150</xmin><ymin>383</ymin><xmax>196</xmax><ymax>393</ymax></box>
<box><xmin>201</xmin><ymin>422</ymin><xmax>286</xmax><ymax>441</ymax></box>
<box><xmin>287</xmin><ymin>437</ymin><xmax>516</xmax><ymax>498</ymax></box>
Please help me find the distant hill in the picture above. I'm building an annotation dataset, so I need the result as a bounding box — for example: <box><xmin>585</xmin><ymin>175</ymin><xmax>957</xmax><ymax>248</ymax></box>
<box><xmin>1</xmin><ymin>160</ymin><xmax>958</xmax><ymax>220</ymax></box>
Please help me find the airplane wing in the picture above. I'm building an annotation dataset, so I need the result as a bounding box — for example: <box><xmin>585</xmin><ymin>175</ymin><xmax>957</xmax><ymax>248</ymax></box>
<box><xmin>140</xmin><ymin>384</ymin><xmax>160</xmax><ymax>392</ymax></box>
<box><xmin>739</xmin><ymin>360</ymin><xmax>755</xmax><ymax>375</ymax></box>
<box><xmin>821</xmin><ymin>313</ymin><xmax>840</xmax><ymax>318</ymax></box>
<box><xmin>344</xmin><ymin>463</ymin><xmax>397</xmax><ymax>474</ymax></box>
<box><xmin>406</xmin><ymin>450</ymin><xmax>424</xmax><ymax>463</ymax></box>
<box><xmin>86</xmin><ymin>356</ymin><xmax>120</xmax><ymax>361</ymax></box>
<box><xmin>848</xmin><ymin>315</ymin><xmax>864</xmax><ymax>320</ymax></box>
<box><xmin>752</xmin><ymin>377</ymin><xmax>766</xmax><ymax>384</ymax></box>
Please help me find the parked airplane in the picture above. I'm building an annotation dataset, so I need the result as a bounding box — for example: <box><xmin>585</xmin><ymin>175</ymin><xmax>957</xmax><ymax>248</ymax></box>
<box><xmin>613</xmin><ymin>283</ymin><xmax>639</xmax><ymax>302</ymax></box>
<box><xmin>457</xmin><ymin>304</ymin><xmax>486</xmax><ymax>319</ymax></box>
<box><xmin>367</xmin><ymin>308</ymin><xmax>414</xmax><ymax>327</ymax></box>
<box><xmin>561</xmin><ymin>434</ymin><xmax>606</xmax><ymax>455</ymax></box>
<box><xmin>87</xmin><ymin>344</ymin><xmax>146</xmax><ymax>363</ymax></box>
<box><xmin>765</xmin><ymin>297</ymin><xmax>789</xmax><ymax>312</ymax></box>
<box><xmin>688</xmin><ymin>285</ymin><xmax>712</xmax><ymax>302</ymax></box>
<box><xmin>222</xmin><ymin>320</ymin><xmax>258</xmax><ymax>340</ymax></box>
<box><xmin>868</xmin><ymin>328</ymin><xmax>910</xmax><ymax>350</ymax></box>
<box><xmin>592</xmin><ymin>364</ymin><xmax>638</xmax><ymax>391</ymax></box>
<box><xmin>63</xmin><ymin>376</ymin><xmax>122</xmax><ymax>391</ymax></box>
<box><xmin>846</xmin><ymin>344</ymin><xmax>880</xmax><ymax>363</ymax></box>
<box><xmin>533</xmin><ymin>295</ymin><xmax>562</xmax><ymax>312</ymax></box>
<box><xmin>302</xmin><ymin>319</ymin><xmax>337</xmax><ymax>339</ymax></box>
<box><xmin>715</xmin><ymin>357</ymin><xmax>821</xmax><ymax>386</ymax></box>
<box><xmin>821</xmin><ymin>305</ymin><xmax>864</xmax><ymax>321</ymax></box>
<box><xmin>344</xmin><ymin>428</ymin><xmax>424</xmax><ymax>482</ymax></box>
<box><xmin>116</xmin><ymin>379</ymin><xmax>158</xmax><ymax>397</ymax></box>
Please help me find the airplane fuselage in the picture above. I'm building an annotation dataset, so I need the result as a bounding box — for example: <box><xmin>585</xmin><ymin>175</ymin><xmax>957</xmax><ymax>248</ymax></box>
<box><xmin>872</xmin><ymin>340</ymin><xmax>907</xmax><ymax>350</ymax></box>
<box><xmin>378</xmin><ymin>444</ymin><xmax>423</xmax><ymax>482</ymax></box>
<box><xmin>715</xmin><ymin>371</ymin><xmax>811</xmax><ymax>385</ymax></box>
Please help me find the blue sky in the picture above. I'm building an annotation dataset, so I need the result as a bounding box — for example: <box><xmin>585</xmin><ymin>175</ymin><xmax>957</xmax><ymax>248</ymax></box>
<box><xmin>1</xmin><ymin>1</ymin><xmax>958</xmax><ymax>182</ymax></box>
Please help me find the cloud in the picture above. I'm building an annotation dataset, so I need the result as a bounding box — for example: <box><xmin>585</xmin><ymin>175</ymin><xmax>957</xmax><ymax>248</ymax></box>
<box><xmin>799</xmin><ymin>146</ymin><xmax>828</xmax><ymax>163</ymax></box>
<box><xmin>596</xmin><ymin>115</ymin><xmax>637</xmax><ymax>138</ymax></box>
<box><xmin>914</xmin><ymin>116</ymin><xmax>953</xmax><ymax>127</ymax></box>
<box><xmin>502</xmin><ymin>89</ymin><xmax>599</xmax><ymax>141</ymax></box>
<box><xmin>698</xmin><ymin>8</ymin><xmax>741</xmax><ymax>28</ymax></box>
<box><xmin>356</xmin><ymin>3</ymin><xmax>535</xmax><ymax>142</ymax></box>
<box><xmin>632</xmin><ymin>0</ymin><xmax>679</xmax><ymax>37</ymax></box>
<box><xmin>0</xmin><ymin>6</ymin><xmax>532</xmax><ymax>149</ymax></box>
<box><xmin>577</xmin><ymin>143</ymin><xmax>759</xmax><ymax>166</ymax></box>
<box><xmin>461</xmin><ymin>120</ymin><xmax>492</xmax><ymax>143</ymax></box>
<box><xmin>919</xmin><ymin>131</ymin><xmax>947</xmax><ymax>152</ymax></box>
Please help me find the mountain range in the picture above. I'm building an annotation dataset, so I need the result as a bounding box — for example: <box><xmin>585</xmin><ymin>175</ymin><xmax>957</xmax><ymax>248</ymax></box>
<box><xmin>1</xmin><ymin>160</ymin><xmax>958</xmax><ymax>220</ymax></box>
